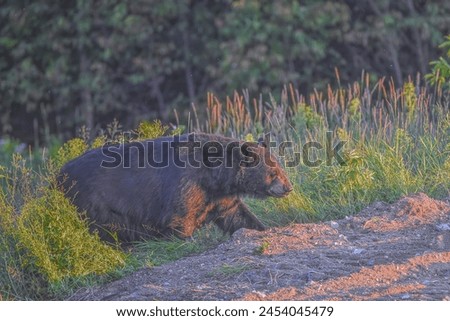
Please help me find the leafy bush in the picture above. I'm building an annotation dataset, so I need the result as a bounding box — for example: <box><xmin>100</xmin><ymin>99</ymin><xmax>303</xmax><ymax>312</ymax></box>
<box><xmin>54</xmin><ymin>138</ymin><xmax>88</xmax><ymax>169</ymax></box>
<box><xmin>16</xmin><ymin>187</ymin><xmax>126</xmax><ymax>282</ymax></box>
<box><xmin>136</xmin><ymin>120</ymin><xmax>170</xmax><ymax>140</ymax></box>
<box><xmin>0</xmin><ymin>154</ymin><xmax>125</xmax><ymax>300</ymax></box>
<box><xmin>426</xmin><ymin>35</ymin><xmax>450</xmax><ymax>90</ymax></box>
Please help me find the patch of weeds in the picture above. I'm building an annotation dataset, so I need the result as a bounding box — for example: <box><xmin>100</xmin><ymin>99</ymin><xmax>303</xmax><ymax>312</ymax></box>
<box><xmin>136</xmin><ymin>120</ymin><xmax>184</xmax><ymax>140</ymax></box>
<box><xmin>16</xmin><ymin>187</ymin><xmax>126</xmax><ymax>282</ymax></box>
<box><xmin>0</xmin><ymin>155</ymin><xmax>126</xmax><ymax>300</ymax></box>
<box><xmin>210</xmin><ymin>263</ymin><xmax>252</xmax><ymax>278</ymax></box>
<box><xmin>133</xmin><ymin>226</ymin><xmax>226</xmax><ymax>267</ymax></box>
<box><xmin>53</xmin><ymin>138</ymin><xmax>88</xmax><ymax>169</ymax></box>
<box><xmin>254</xmin><ymin>240</ymin><xmax>270</xmax><ymax>255</ymax></box>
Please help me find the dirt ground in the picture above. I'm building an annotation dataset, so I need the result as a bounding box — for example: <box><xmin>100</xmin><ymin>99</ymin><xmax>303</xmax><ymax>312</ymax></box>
<box><xmin>70</xmin><ymin>193</ymin><xmax>450</xmax><ymax>301</ymax></box>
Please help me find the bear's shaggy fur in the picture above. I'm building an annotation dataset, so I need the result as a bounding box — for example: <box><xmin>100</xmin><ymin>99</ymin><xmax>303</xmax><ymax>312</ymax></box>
<box><xmin>58</xmin><ymin>133</ymin><xmax>293</xmax><ymax>243</ymax></box>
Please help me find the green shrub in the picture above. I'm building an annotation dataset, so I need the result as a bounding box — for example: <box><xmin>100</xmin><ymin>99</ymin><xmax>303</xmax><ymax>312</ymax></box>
<box><xmin>54</xmin><ymin>138</ymin><xmax>88</xmax><ymax>169</ymax></box>
<box><xmin>136</xmin><ymin>119</ymin><xmax>184</xmax><ymax>140</ymax></box>
<box><xmin>0</xmin><ymin>156</ymin><xmax>126</xmax><ymax>300</ymax></box>
<box><xmin>426</xmin><ymin>35</ymin><xmax>450</xmax><ymax>90</ymax></box>
<box><xmin>16</xmin><ymin>187</ymin><xmax>126</xmax><ymax>282</ymax></box>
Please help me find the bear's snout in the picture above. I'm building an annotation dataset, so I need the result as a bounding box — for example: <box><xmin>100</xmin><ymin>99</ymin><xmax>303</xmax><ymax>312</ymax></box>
<box><xmin>268</xmin><ymin>179</ymin><xmax>293</xmax><ymax>197</ymax></box>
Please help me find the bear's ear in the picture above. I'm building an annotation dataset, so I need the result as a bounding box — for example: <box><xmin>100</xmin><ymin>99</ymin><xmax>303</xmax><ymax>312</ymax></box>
<box><xmin>257</xmin><ymin>137</ymin><xmax>267</xmax><ymax>148</ymax></box>
<box><xmin>257</xmin><ymin>132</ymin><xmax>271</xmax><ymax>148</ymax></box>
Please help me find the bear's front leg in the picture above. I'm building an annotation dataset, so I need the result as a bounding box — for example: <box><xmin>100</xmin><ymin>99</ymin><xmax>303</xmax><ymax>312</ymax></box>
<box><xmin>212</xmin><ymin>197</ymin><xmax>266</xmax><ymax>234</ymax></box>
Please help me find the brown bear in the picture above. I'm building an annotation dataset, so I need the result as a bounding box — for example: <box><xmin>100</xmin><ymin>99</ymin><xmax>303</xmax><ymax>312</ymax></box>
<box><xmin>58</xmin><ymin>133</ymin><xmax>293</xmax><ymax>243</ymax></box>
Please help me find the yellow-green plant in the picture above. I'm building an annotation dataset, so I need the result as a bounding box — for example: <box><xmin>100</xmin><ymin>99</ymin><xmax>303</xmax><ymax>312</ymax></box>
<box><xmin>244</xmin><ymin>133</ymin><xmax>255</xmax><ymax>142</ymax></box>
<box><xmin>91</xmin><ymin>135</ymin><xmax>107</xmax><ymax>149</ymax></box>
<box><xmin>136</xmin><ymin>120</ymin><xmax>184</xmax><ymax>140</ymax></box>
<box><xmin>403</xmin><ymin>81</ymin><xmax>417</xmax><ymax>121</ymax></box>
<box><xmin>327</xmin><ymin>148</ymin><xmax>375</xmax><ymax>197</ymax></box>
<box><xmin>348</xmin><ymin>98</ymin><xmax>361</xmax><ymax>116</ymax></box>
<box><xmin>0</xmin><ymin>156</ymin><xmax>126</xmax><ymax>299</ymax></box>
<box><xmin>136</xmin><ymin>120</ymin><xmax>169</xmax><ymax>139</ymax></box>
<box><xmin>54</xmin><ymin>138</ymin><xmax>88</xmax><ymax>169</ymax></box>
<box><xmin>426</xmin><ymin>35</ymin><xmax>450</xmax><ymax>90</ymax></box>
<box><xmin>294</xmin><ymin>103</ymin><xmax>323</xmax><ymax>131</ymax></box>
<box><xmin>16</xmin><ymin>187</ymin><xmax>126</xmax><ymax>282</ymax></box>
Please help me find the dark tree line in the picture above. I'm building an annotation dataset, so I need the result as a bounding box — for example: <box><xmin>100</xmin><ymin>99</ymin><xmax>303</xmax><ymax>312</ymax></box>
<box><xmin>0</xmin><ymin>0</ymin><xmax>449</xmax><ymax>145</ymax></box>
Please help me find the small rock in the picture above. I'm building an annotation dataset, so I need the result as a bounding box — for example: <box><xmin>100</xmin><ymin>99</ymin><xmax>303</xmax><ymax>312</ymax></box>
<box><xmin>374</xmin><ymin>201</ymin><xmax>386</xmax><ymax>210</ymax></box>
<box><xmin>436</xmin><ymin>223</ymin><xmax>450</xmax><ymax>231</ymax></box>
<box><xmin>251</xmin><ymin>291</ymin><xmax>266</xmax><ymax>298</ymax></box>
<box><xmin>330</xmin><ymin>221</ymin><xmax>339</xmax><ymax>229</ymax></box>
<box><xmin>436</xmin><ymin>234</ymin><xmax>450</xmax><ymax>250</ymax></box>
<box><xmin>352</xmin><ymin>248</ymin><xmax>364</xmax><ymax>255</ymax></box>
<box><xmin>401</xmin><ymin>294</ymin><xmax>411</xmax><ymax>300</ymax></box>
<box><xmin>307</xmin><ymin>271</ymin><xmax>316</xmax><ymax>282</ymax></box>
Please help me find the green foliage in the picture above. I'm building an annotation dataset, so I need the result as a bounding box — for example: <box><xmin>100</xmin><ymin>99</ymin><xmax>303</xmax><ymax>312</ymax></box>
<box><xmin>254</xmin><ymin>240</ymin><xmax>270</xmax><ymax>255</ymax></box>
<box><xmin>16</xmin><ymin>188</ymin><xmax>126</xmax><ymax>282</ymax></box>
<box><xmin>136</xmin><ymin>120</ymin><xmax>185</xmax><ymax>140</ymax></box>
<box><xmin>426</xmin><ymin>35</ymin><xmax>450</xmax><ymax>89</ymax></box>
<box><xmin>403</xmin><ymin>82</ymin><xmax>417</xmax><ymax>120</ymax></box>
<box><xmin>348</xmin><ymin>98</ymin><xmax>361</xmax><ymax>117</ymax></box>
<box><xmin>248</xmin><ymin>127</ymin><xmax>448</xmax><ymax>225</ymax></box>
<box><xmin>136</xmin><ymin>120</ymin><xmax>169</xmax><ymax>140</ymax></box>
<box><xmin>0</xmin><ymin>154</ymin><xmax>125</xmax><ymax>299</ymax></box>
<box><xmin>54</xmin><ymin>138</ymin><xmax>88</xmax><ymax>169</ymax></box>
<box><xmin>210</xmin><ymin>263</ymin><xmax>252</xmax><ymax>277</ymax></box>
<box><xmin>134</xmin><ymin>227</ymin><xmax>225</xmax><ymax>267</ymax></box>
<box><xmin>293</xmin><ymin>103</ymin><xmax>323</xmax><ymax>132</ymax></box>
<box><xmin>1</xmin><ymin>1</ymin><xmax>450</xmax><ymax>144</ymax></box>
<box><xmin>327</xmin><ymin>148</ymin><xmax>375</xmax><ymax>197</ymax></box>
<box><xmin>244</xmin><ymin>133</ymin><xmax>255</xmax><ymax>142</ymax></box>
<box><xmin>0</xmin><ymin>138</ymin><xmax>26</xmax><ymax>167</ymax></box>
<box><xmin>216</xmin><ymin>0</ymin><xmax>351</xmax><ymax>93</ymax></box>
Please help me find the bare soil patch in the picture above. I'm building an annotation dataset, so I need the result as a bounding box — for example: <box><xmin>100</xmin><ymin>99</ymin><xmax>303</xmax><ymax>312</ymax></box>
<box><xmin>70</xmin><ymin>193</ymin><xmax>450</xmax><ymax>301</ymax></box>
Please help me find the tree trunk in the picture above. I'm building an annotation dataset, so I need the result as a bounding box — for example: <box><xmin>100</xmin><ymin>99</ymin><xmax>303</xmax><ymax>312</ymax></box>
<box><xmin>77</xmin><ymin>0</ymin><xmax>94</xmax><ymax>130</ymax></box>
<box><xmin>79</xmin><ymin>52</ymin><xmax>94</xmax><ymax>130</ymax></box>
<box><xmin>182</xmin><ymin>24</ymin><xmax>196</xmax><ymax>107</ymax></box>
<box><xmin>150</xmin><ymin>77</ymin><xmax>169</xmax><ymax>120</ymax></box>
<box><xmin>405</xmin><ymin>0</ymin><xmax>427</xmax><ymax>76</ymax></box>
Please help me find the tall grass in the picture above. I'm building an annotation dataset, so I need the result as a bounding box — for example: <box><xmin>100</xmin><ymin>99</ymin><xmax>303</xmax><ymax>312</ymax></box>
<box><xmin>192</xmin><ymin>72</ymin><xmax>449</xmax><ymax>225</ymax></box>
<box><xmin>197</xmin><ymin>73</ymin><xmax>447</xmax><ymax>140</ymax></box>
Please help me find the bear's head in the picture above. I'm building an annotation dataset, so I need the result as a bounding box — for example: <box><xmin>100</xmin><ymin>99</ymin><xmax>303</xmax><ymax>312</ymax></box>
<box><xmin>237</xmin><ymin>139</ymin><xmax>293</xmax><ymax>198</ymax></box>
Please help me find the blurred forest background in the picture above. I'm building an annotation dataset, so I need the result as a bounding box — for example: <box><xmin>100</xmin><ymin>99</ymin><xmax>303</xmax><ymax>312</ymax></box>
<box><xmin>1</xmin><ymin>0</ymin><xmax>449</xmax><ymax>146</ymax></box>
